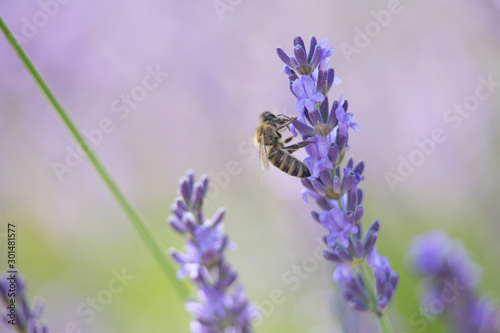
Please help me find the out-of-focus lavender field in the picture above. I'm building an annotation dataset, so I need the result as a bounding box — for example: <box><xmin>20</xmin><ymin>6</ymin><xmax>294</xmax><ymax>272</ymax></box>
<box><xmin>1</xmin><ymin>1</ymin><xmax>499</xmax><ymax>332</ymax></box>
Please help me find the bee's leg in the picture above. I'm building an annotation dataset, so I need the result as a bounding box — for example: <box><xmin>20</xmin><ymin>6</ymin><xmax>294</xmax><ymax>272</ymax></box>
<box><xmin>283</xmin><ymin>141</ymin><xmax>312</xmax><ymax>154</ymax></box>
<box><xmin>275</xmin><ymin>117</ymin><xmax>296</xmax><ymax>131</ymax></box>
<box><xmin>283</xmin><ymin>136</ymin><xmax>294</xmax><ymax>144</ymax></box>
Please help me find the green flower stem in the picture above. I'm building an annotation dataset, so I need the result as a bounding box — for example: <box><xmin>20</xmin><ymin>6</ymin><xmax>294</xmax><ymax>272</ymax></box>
<box><xmin>0</xmin><ymin>16</ymin><xmax>189</xmax><ymax>302</ymax></box>
<box><xmin>359</xmin><ymin>261</ymin><xmax>394</xmax><ymax>333</ymax></box>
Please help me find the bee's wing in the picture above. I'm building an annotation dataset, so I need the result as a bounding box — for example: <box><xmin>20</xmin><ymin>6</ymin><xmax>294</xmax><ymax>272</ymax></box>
<box><xmin>258</xmin><ymin>130</ymin><xmax>270</xmax><ymax>186</ymax></box>
<box><xmin>259</xmin><ymin>131</ymin><xmax>270</xmax><ymax>171</ymax></box>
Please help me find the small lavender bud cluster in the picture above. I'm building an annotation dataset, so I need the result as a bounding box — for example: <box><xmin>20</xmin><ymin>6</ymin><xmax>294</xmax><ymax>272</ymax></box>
<box><xmin>0</xmin><ymin>274</ymin><xmax>49</xmax><ymax>333</ymax></box>
<box><xmin>277</xmin><ymin>36</ymin><xmax>398</xmax><ymax>315</ymax></box>
<box><xmin>168</xmin><ymin>170</ymin><xmax>257</xmax><ymax>333</ymax></box>
<box><xmin>409</xmin><ymin>231</ymin><xmax>500</xmax><ymax>332</ymax></box>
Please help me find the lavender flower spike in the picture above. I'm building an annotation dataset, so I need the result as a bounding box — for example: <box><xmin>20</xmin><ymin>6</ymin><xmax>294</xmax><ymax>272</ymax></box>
<box><xmin>409</xmin><ymin>231</ymin><xmax>500</xmax><ymax>333</ymax></box>
<box><xmin>277</xmin><ymin>35</ymin><xmax>398</xmax><ymax>327</ymax></box>
<box><xmin>0</xmin><ymin>274</ymin><xmax>50</xmax><ymax>333</ymax></box>
<box><xmin>168</xmin><ymin>170</ymin><xmax>258</xmax><ymax>332</ymax></box>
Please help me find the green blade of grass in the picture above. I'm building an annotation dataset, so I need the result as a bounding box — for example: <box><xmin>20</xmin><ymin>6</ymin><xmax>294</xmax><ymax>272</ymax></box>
<box><xmin>0</xmin><ymin>15</ymin><xmax>190</xmax><ymax>304</ymax></box>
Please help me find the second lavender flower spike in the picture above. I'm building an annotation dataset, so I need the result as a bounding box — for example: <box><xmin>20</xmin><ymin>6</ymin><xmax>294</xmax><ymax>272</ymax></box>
<box><xmin>168</xmin><ymin>170</ymin><xmax>258</xmax><ymax>333</ymax></box>
<box><xmin>277</xmin><ymin>35</ymin><xmax>398</xmax><ymax>331</ymax></box>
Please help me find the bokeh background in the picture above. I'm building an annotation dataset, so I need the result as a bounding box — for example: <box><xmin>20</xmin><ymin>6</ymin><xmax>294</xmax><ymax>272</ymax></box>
<box><xmin>1</xmin><ymin>1</ymin><xmax>500</xmax><ymax>332</ymax></box>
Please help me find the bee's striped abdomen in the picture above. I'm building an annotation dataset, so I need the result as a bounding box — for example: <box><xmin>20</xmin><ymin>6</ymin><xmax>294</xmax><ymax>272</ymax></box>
<box><xmin>268</xmin><ymin>147</ymin><xmax>311</xmax><ymax>178</ymax></box>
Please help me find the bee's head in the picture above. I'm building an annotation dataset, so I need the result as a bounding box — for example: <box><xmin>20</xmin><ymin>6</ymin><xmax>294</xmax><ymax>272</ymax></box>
<box><xmin>260</xmin><ymin>111</ymin><xmax>277</xmax><ymax>122</ymax></box>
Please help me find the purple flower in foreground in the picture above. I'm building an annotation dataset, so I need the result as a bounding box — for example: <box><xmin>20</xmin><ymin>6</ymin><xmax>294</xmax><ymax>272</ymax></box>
<box><xmin>304</xmin><ymin>135</ymin><xmax>333</xmax><ymax>178</ymax></box>
<box><xmin>168</xmin><ymin>171</ymin><xmax>257</xmax><ymax>332</ymax></box>
<box><xmin>409</xmin><ymin>231</ymin><xmax>500</xmax><ymax>333</ymax></box>
<box><xmin>320</xmin><ymin>207</ymin><xmax>358</xmax><ymax>248</ymax></box>
<box><xmin>277</xmin><ymin>35</ymin><xmax>398</xmax><ymax>316</ymax></box>
<box><xmin>292</xmin><ymin>76</ymin><xmax>325</xmax><ymax>114</ymax></box>
<box><xmin>0</xmin><ymin>274</ymin><xmax>49</xmax><ymax>333</ymax></box>
<box><xmin>335</xmin><ymin>96</ymin><xmax>359</xmax><ymax>135</ymax></box>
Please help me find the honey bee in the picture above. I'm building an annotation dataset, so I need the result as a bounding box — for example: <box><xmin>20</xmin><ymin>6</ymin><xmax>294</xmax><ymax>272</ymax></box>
<box><xmin>255</xmin><ymin>112</ymin><xmax>311</xmax><ymax>180</ymax></box>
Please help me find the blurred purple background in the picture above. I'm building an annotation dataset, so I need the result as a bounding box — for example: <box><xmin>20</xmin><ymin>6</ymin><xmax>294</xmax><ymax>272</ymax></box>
<box><xmin>1</xmin><ymin>1</ymin><xmax>500</xmax><ymax>332</ymax></box>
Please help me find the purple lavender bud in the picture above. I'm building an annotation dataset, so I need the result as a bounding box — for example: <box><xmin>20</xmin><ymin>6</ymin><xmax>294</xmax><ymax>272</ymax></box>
<box><xmin>353</xmin><ymin>160</ymin><xmax>365</xmax><ymax>176</ymax></box>
<box><xmin>293</xmin><ymin>36</ymin><xmax>306</xmax><ymax>50</ymax></box>
<box><xmin>356</xmin><ymin>188</ymin><xmax>364</xmax><ymax>205</ymax></box>
<box><xmin>276</xmin><ymin>47</ymin><xmax>293</xmax><ymax>67</ymax></box>
<box><xmin>346</xmin><ymin>157</ymin><xmax>354</xmax><ymax>170</ymax></box>
<box><xmin>328</xmin><ymin>144</ymin><xmax>340</xmax><ymax>165</ymax></box>
<box><xmin>175</xmin><ymin>198</ymin><xmax>188</xmax><ymax>212</ymax></box>
<box><xmin>354</xmin><ymin>205</ymin><xmax>364</xmax><ymax>223</ymax></box>
<box><xmin>334</xmin><ymin>244</ymin><xmax>354</xmax><ymax>263</ymax></box>
<box><xmin>354</xmin><ymin>239</ymin><xmax>364</xmax><ymax>259</ymax></box>
<box><xmin>169</xmin><ymin>216</ymin><xmax>187</xmax><ymax>234</ymax></box>
<box><xmin>191</xmin><ymin>183</ymin><xmax>205</xmax><ymax>211</ymax></box>
<box><xmin>200</xmin><ymin>175</ymin><xmax>209</xmax><ymax>194</ymax></box>
<box><xmin>183</xmin><ymin>212</ymin><xmax>197</xmax><ymax>232</ymax></box>
<box><xmin>293</xmin><ymin>45</ymin><xmax>308</xmax><ymax>68</ymax></box>
<box><xmin>307</xmin><ymin>36</ymin><xmax>321</xmax><ymax>58</ymax></box>
<box><xmin>367</xmin><ymin>219</ymin><xmax>381</xmax><ymax>233</ymax></box>
<box><xmin>323</xmin><ymin>249</ymin><xmax>343</xmax><ymax>263</ymax></box>
<box><xmin>318</xmin><ymin>97</ymin><xmax>329</xmax><ymax>122</ymax></box>
<box><xmin>209</xmin><ymin>208</ymin><xmax>226</xmax><ymax>228</ymax></box>
<box><xmin>180</xmin><ymin>178</ymin><xmax>192</xmax><ymax>205</ymax></box>
<box><xmin>377</xmin><ymin>296</ymin><xmax>390</xmax><ymax>312</ymax></box>
<box><xmin>341</xmin><ymin>171</ymin><xmax>356</xmax><ymax>193</ymax></box>
<box><xmin>317</xmin><ymin>197</ymin><xmax>332</xmax><ymax>211</ymax></box>
<box><xmin>319</xmin><ymin>169</ymin><xmax>334</xmax><ymax>188</ymax></box>
<box><xmin>316</xmin><ymin>68</ymin><xmax>327</xmax><ymax>93</ymax></box>
<box><xmin>285</xmin><ymin>67</ymin><xmax>299</xmax><ymax>82</ymax></box>
<box><xmin>311</xmin><ymin>178</ymin><xmax>327</xmax><ymax>196</ymax></box>
<box><xmin>332</xmin><ymin>176</ymin><xmax>341</xmax><ymax>193</ymax></box>
<box><xmin>308</xmin><ymin>108</ymin><xmax>323</xmax><ymax>126</ymax></box>
<box><xmin>292</xmin><ymin>118</ymin><xmax>316</xmax><ymax>137</ymax></box>
<box><xmin>307</xmin><ymin>36</ymin><xmax>319</xmax><ymax>62</ymax></box>
<box><xmin>301</xmin><ymin>178</ymin><xmax>316</xmax><ymax>192</ymax></box>
<box><xmin>326</xmin><ymin>68</ymin><xmax>335</xmax><ymax>94</ymax></box>
<box><xmin>311</xmin><ymin>211</ymin><xmax>320</xmax><ymax>223</ymax></box>
<box><xmin>327</xmin><ymin>100</ymin><xmax>339</xmax><ymax>128</ymax></box>
<box><xmin>335</xmin><ymin>132</ymin><xmax>348</xmax><ymax>152</ymax></box>
<box><xmin>348</xmin><ymin>297</ymin><xmax>370</xmax><ymax>312</ymax></box>
<box><xmin>346</xmin><ymin>188</ymin><xmax>357</xmax><ymax>211</ymax></box>
<box><xmin>363</xmin><ymin>231</ymin><xmax>378</xmax><ymax>256</ymax></box>
<box><xmin>345</xmin><ymin>210</ymin><xmax>355</xmax><ymax>225</ymax></box>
